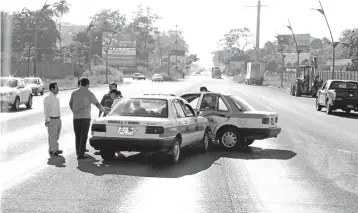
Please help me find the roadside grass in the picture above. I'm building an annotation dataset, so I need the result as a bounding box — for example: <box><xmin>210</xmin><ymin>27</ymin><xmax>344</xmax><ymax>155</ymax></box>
<box><xmin>264</xmin><ymin>75</ymin><xmax>294</xmax><ymax>88</ymax></box>
<box><xmin>42</xmin><ymin>65</ymin><xmax>124</xmax><ymax>91</ymax></box>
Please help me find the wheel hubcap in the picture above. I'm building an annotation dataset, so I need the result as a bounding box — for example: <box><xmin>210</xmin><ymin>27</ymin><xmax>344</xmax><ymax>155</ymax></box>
<box><xmin>173</xmin><ymin>142</ymin><xmax>180</xmax><ymax>161</ymax></box>
<box><xmin>29</xmin><ymin>97</ymin><xmax>32</xmax><ymax>106</ymax></box>
<box><xmin>204</xmin><ymin>133</ymin><xmax>209</xmax><ymax>149</ymax></box>
<box><xmin>222</xmin><ymin>132</ymin><xmax>237</xmax><ymax>148</ymax></box>
<box><xmin>16</xmin><ymin>99</ymin><xmax>19</xmax><ymax>109</ymax></box>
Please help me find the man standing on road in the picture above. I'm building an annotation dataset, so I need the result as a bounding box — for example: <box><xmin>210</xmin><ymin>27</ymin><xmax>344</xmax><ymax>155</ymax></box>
<box><xmin>44</xmin><ymin>82</ymin><xmax>63</xmax><ymax>156</ymax></box>
<box><xmin>69</xmin><ymin>78</ymin><xmax>108</xmax><ymax>159</ymax></box>
<box><xmin>99</xmin><ymin>82</ymin><xmax>117</xmax><ymax>117</ymax></box>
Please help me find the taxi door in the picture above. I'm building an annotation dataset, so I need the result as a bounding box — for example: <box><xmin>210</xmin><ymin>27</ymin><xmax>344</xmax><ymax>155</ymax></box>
<box><xmin>198</xmin><ymin>94</ymin><xmax>231</xmax><ymax>135</ymax></box>
<box><xmin>172</xmin><ymin>99</ymin><xmax>194</xmax><ymax>146</ymax></box>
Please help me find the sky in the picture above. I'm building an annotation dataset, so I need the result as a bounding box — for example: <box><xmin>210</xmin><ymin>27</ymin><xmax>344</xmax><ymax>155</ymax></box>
<box><xmin>3</xmin><ymin>0</ymin><xmax>358</xmax><ymax>67</ymax></box>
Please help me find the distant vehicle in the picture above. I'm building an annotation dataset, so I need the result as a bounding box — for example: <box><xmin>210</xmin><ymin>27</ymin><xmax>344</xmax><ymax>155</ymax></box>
<box><xmin>245</xmin><ymin>62</ymin><xmax>264</xmax><ymax>85</ymax></box>
<box><xmin>316</xmin><ymin>80</ymin><xmax>358</xmax><ymax>114</ymax></box>
<box><xmin>24</xmin><ymin>77</ymin><xmax>44</xmax><ymax>96</ymax></box>
<box><xmin>0</xmin><ymin>77</ymin><xmax>33</xmax><ymax>111</ymax></box>
<box><xmin>152</xmin><ymin>73</ymin><xmax>164</xmax><ymax>82</ymax></box>
<box><xmin>133</xmin><ymin>73</ymin><xmax>146</xmax><ymax>80</ymax></box>
<box><xmin>181</xmin><ymin>92</ymin><xmax>281</xmax><ymax>148</ymax></box>
<box><xmin>89</xmin><ymin>95</ymin><xmax>211</xmax><ymax>163</ymax></box>
<box><xmin>212</xmin><ymin>67</ymin><xmax>221</xmax><ymax>79</ymax></box>
<box><xmin>195</xmin><ymin>71</ymin><xmax>201</xmax><ymax>74</ymax></box>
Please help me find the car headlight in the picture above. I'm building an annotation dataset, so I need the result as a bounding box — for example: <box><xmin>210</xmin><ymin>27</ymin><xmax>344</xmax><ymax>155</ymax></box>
<box><xmin>1</xmin><ymin>92</ymin><xmax>13</xmax><ymax>96</ymax></box>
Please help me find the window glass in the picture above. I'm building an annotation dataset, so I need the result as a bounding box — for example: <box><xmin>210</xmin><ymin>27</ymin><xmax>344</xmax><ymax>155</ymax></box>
<box><xmin>200</xmin><ymin>94</ymin><xmax>218</xmax><ymax>110</ymax></box>
<box><xmin>172</xmin><ymin>100</ymin><xmax>186</xmax><ymax>118</ymax></box>
<box><xmin>179</xmin><ymin>100</ymin><xmax>194</xmax><ymax>117</ymax></box>
<box><xmin>218</xmin><ymin>97</ymin><xmax>228</xmax><ymax>111</ymax></box>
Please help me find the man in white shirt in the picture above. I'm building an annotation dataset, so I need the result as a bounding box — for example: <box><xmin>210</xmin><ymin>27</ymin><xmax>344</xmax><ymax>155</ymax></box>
<box><xmin>44</xmin><ymin>82</ymin><xmax>63</xmax><ymax>156</ymax></box>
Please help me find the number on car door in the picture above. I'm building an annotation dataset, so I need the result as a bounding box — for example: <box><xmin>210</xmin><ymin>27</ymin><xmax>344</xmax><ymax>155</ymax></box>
<box><xmin>172</xmin><ymin>99</ymin><xmax>192</xmax><ymax>146</ymax></box>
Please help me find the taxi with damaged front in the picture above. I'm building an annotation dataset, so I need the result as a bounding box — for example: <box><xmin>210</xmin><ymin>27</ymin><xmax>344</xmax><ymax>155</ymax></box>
<box><xmin>89</xmin><ymin>95</ymin><xmax>211</xmax><ymax>163</ymax></box>
<box><xmin>181</xmin><ymin>92</ymin><xmax>282</xmax><ymax>149</ymax></box>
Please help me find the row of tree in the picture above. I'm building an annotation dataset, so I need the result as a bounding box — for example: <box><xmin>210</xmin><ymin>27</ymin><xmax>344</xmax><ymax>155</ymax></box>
<box><xmin>1</xmin><ymin>1</ymin><xmax>199</xmax><ymax>75</ymax></box>
<box><xmin>212</xmin><ymin>27</ymin><xmax>358</xmax><ymax>73</ymax></box>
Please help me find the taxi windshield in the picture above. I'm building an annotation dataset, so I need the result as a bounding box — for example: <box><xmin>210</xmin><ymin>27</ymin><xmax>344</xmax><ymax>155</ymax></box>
<box><xmin>228</xmin><ymin>95</ymin><xmax>255</xmax><ymax>112</ymax></box>
<box><xmin>109</xmin><ymin>98</ymin><xmax>168</xmax><ymax>118</ymax></box>
<box><xmin>25</xmin><ymin>79</ymin><xmax>38</xmax><ymax>84</ymax></box>
<box><xmin>0</xmin><ymin>79</ymin><xmax>17</xmax><ymax>87</ymax></box>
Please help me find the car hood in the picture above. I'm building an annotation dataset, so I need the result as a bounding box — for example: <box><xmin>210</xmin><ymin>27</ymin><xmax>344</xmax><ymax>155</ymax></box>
<box><xmin>94</xmin><ymin>116</ymin><xmax>170</xmax><ymax>126</ymax></box>
<box><xmin>0</xmin><ymin>87</ymin><xmax>16</xmax><ymax>93</ymax></box>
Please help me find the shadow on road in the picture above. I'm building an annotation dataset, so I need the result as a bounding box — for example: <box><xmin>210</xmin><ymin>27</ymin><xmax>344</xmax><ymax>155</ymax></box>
<box><xmin>330</xmin><ymin>111</ymin><xmax>358</xmax><ymax>119</ymax></box>
<box><xmin>47</xmin><ymin>155</ymin><xmax>66</xmax><ymax>167</ymax></box>
<box><xmin>77</xmin><ymin>147</ymin><xmax>296</xmax><ymax>178</ymax></box>
<box><xmin>0</xmin><ymin>107</ymin><xmax>31</xmax><ymax>113</ymax></box>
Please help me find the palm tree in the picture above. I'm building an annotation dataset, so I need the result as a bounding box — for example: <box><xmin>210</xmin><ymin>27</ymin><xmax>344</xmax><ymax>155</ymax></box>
<box><xmin>53</xmin><ymin>0</ymin><xmax>71</xmax><ymax>62</ymax></box>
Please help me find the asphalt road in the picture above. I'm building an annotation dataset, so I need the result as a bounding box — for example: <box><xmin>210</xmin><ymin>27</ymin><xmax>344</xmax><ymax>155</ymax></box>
<box><xmin>1</xmin><ymin>72</ymin><xmax>358</xmax><ymax>213</ymax></box>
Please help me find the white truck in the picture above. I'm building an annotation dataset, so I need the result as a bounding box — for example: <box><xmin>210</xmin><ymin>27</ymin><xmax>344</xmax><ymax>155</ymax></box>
<box><xmin>245</xmin><ymin>62</ymin><xmax>265</xmax><ymax>85</ymax></box>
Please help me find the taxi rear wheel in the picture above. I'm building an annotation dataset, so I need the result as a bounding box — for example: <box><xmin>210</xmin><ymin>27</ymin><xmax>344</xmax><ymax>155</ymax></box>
<box><xmin>101</xmin><ymin>150</ymin><xmax>115</xmax><ymax>161</ymax></box>
<box><xmin>199</xmin><ymin>130</ymin><xmax>210</xmax><ymax>152</ymax></box>
<box><xmin>169</xmin><ymin>137</ymin><xmax>181</xmax><ymax>164</ymax></box>
<box><xmin>219</xmin><ymin>128</ymin><xmax>240</xmax><ymax>149</ymax></box>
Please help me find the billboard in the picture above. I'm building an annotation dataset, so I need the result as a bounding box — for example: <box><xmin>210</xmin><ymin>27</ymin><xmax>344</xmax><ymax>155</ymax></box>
<box><xmin>277</xmin><ymin>34</ymin><xmax>310</xmax><ymax>53</ymax></box>
<box><xmin>102</xmin><ymin>32</ymin><xmax>137</xmax><ymax>67</ymax></box>
<box><xmin>229</xmin><ymin>61</ymin><xmax>245</xmax><ymax>69</ymax></box>
<box><xmin>277</xmin><ymin>52</ymin><xmax>311</xmax><ymax>67</ymax></box>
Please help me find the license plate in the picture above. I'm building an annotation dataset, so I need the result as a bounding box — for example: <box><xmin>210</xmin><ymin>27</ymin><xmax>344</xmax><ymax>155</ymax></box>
<box><xmin>118</xmin><ymin>127</ymin><xmax>134</xmax><ymax>136</ymax></box>
<box><xmin>347</xmin><ymin>105</ymin><xmax>354</xmax><ymax>109</ymax></box>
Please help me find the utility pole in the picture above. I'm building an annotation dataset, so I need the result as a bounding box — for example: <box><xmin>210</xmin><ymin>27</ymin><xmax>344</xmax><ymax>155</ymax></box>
<box><xmin>175</xmin><ymin>25</ymin><xmax>178</xmax><ymax>70</ymax></box>
<box><xmin>245</xmin><ymin>0</ymin><xmax>268</xmax><ymax>62</ymax></box>
<box><xmin>287</xmin><ymin>19</ymin><xmax>302</xmax><ymax>78</ymax></box>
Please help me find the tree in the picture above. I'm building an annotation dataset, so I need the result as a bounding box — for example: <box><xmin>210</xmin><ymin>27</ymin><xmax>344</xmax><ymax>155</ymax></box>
<box><xmin>220</xmin><ymin>27</ymin><xmax>252</xmax><ymax>56</ymax></box>
<box><xmin>341</xmin><ymin>28</ymin><xmax>358</xmax><ymax>69</ymax></box>
<box><xmin>91</xmin><ymin>9</ymin><xmax>127</xmax><ymax>32</ymax></box>
<box><xmin>68</xmin><ymin>40</ymin><xmax>86</xmax><ymax>78</ymax></box>
<box><xmin>53</xmin><ymin>0</ymin><xmax>71</xmax><ymax>62</ymax></box>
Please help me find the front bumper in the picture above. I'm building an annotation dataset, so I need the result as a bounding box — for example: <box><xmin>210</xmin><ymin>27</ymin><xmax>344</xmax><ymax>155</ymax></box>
<box><xmin>89</xmin><ymin>137</ymin><xmax>174</xmax><ymax>153</ymax></box>
<box><xmin>0</xmin><ymin>95</ymin><xmax>14</xmax><ymax>105</ymax></box>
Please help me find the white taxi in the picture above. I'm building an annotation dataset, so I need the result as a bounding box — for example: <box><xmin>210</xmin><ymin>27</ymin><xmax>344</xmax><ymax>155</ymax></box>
<box><xmin>181</xmin><ymin>92</ymin><xmax>281</xmax><ymax>148</ymax></box>
<box><xmin>89</xmin><ymin>94</ymin><xmax>211</xmax><ymax>163</ymax></box>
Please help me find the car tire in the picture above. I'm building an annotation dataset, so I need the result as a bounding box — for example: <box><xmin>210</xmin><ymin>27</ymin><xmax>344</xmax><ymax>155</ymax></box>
<box><xmin>219</xmin><ymin>127</ymin><xmax>240</xmax><ymax>149</ymax></box>
<box><xmin>26</xmin><ymin>95</ymin><xmax>33</xmax><ymax>109</ymax></box>
<box><xmin>346</xmin><ymin>109</ymin><xmax>351</xmax><ymax>114</ymax></box>
<box><xmin>316</xmin><ymin>98</ymin><xmax>322</xmax><ymax>111</ymax></box>
<box><xmin>101</xmin><ymin>150</ymin><xmax>115</xmax><ymax>161</ymax></box>
<box><xmin>199</xmin><ymin>129</ymin><xmax>210</xmax><ymax>152</ymax></box>
<box><xmin>169</xmin><ymin>137</ymin><xmax>181</xmax><ymax>164</ymax></box>
<box><xmin>40</xmin><ymin>89</ymin><xmax>44</xmax><ymax>95</ymax></box>
<box><xmin>12</xmin><ymin>97</ymin><xmax>20</xmax><ymax>111</ymax></box>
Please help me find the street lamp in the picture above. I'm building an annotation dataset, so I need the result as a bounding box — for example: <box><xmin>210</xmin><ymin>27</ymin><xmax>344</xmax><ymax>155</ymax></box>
<box><xmin>285</xmin><ymin>19</ymin><xmax>302</xmax><ymax>78</ymax></box>
<box><xmin>278</xmin><ymin>48</ymin><xmax>286</xmax><ymax>87</ymax></box>
<box><xmin>311</xmin><ymin>0</ymin><xmax>335</xmax><ymax>79</ymax></box>
<box><xmin>27</xmin><ymin>1</ymin><xmax>51</xmax><ymax>77</ymax></box>
<box><xmin>85</xmin><ymin>22</ymin><xmax>95</xmax><ymax>73</ymax></box>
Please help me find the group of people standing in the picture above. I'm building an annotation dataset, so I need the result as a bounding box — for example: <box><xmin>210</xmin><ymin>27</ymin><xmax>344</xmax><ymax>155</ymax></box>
<box><xmin>43</xmin><ymin>78</ymin><xmax>123</xmax><ymax>160</ymax></box>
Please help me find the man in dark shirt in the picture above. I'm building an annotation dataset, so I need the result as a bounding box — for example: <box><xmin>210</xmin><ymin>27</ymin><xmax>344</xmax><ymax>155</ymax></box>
<box><xmin>99</xmin><ymin>82</ymin><xmax>117</xmax><ymax>117</ymax></box>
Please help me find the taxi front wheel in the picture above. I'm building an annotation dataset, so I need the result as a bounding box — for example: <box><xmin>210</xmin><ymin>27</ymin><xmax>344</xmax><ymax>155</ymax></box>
<box><xmin>169</xmin><ymin>138</ymin><xmax>181</xmax><ymax>164</ymax></box>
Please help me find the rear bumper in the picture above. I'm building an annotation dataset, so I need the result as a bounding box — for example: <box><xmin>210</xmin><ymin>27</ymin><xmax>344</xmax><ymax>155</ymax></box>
<box><xmin>244</xmin><ymin>127</ymin><xmax>282</xmax><ymax>140</ymax></box>
<box><xmin>332</xmin><ymin>99</ymin><xmax>358</xmax><ymax>110</ymax></box>
<box><xmin>89</xmin><ymin>137</ymin><xmax>174</xmax><ymax>153</ymax></box>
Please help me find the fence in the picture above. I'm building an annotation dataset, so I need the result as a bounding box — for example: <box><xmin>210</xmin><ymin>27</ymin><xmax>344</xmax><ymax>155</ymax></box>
<box><xmin>1</xmin><ymin>60</ymin><xmax>74</xmax><ymax>79</ymax></box>
<box><xmin>317</xmin><ymin>70</ymin><xmax>358</xmax><ymax>82</ymax></box>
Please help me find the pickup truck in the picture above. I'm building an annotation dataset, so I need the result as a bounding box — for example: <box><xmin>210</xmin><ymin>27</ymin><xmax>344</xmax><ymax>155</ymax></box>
<box><xmin>316</xmin><ymin>80</ymin><xmax>358</xmax><ymax>114</ymax></box>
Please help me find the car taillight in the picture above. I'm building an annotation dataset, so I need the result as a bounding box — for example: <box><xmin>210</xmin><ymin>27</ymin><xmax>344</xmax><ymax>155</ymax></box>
<box><xmin>275</xmin><ymin>117</ymin><xmax>278</xmax><ymax>123</ymax></box>
<box><xmin>146</xmin><ymin>126</ymin><xmax>164</xmax><ymax>134</ymax></box>
<box><xmin>91</xmin><ymin>124</ymin><xmax>106</xmax><ymax>132</ymax></box>
<box><xmin>262</xmin><ymin>118</ymin><xmax>269</xmax><ymax>124</ymax></box>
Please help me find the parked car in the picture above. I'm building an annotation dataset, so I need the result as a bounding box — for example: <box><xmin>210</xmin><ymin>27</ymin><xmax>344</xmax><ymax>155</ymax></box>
<box><xmin>316</xmin><ymin>80</ymin><xmax>358</xmax><ymax>114</ymax></box>
<box><xmin>181</xmin><ymin>92</ymin><xmax>281</xmax><ymax>148</ymax></box>
<box><xmin>152</xmin><ymin>73</ymin><xmax>164</xmax><ymax>82</ymax></box>
<box><xmin>24</xmin><ymin>77</ymin><xmax>44</xmax><ymax>95</ymax></box>
<box><xmin>133</xmin><ymin>73</ymin><xmax>146</xmax><ymax>80</ymax></box>
<box><xmin>89</xmin><ymin>94</ymin><xmax>211</xmax><ymax>163</ymax></box>
<box><xmin>0</xmin><ymin>77</ymin><xmax>33</xmax><ymax>111</ymax></box>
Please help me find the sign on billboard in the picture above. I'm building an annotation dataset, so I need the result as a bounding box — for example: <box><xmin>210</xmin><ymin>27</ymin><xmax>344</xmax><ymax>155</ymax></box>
<box><xmin>102</xmin><ymin>31</ymin><xmax>137</xmax><ymax>66</ymax></box>
<box><xmin>277</xmin><ymin>34</ymin><xmax>310</xmax><ymax>53</ymax></box>
<box><xmin>169</xmin><ymin>50</ymin><xmax>186</xmax><ymax>56</ymax></box>
<box><xmin>277</xmin><ymin>52</ymin><xmax>311</xmax><ymax>67</ymax></box>
<box><xmin>229</xmin><ymin>61</ymin><xmax>245</xmax><ymax>70</ymax></box>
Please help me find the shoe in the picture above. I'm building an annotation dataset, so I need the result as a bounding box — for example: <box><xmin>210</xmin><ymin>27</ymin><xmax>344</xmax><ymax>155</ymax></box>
<box><xmin>53</xmin><ymin>150</ymin><xmax>63</xmax><ymax>156</ymax></box>
<box><xmin>77</xmin><ymin>155</ymin><xmax>88</xmax><ymax>160</ymax></box>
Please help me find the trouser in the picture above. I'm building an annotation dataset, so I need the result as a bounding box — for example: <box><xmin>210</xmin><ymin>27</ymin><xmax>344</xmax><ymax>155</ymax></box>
<box><xmin>47</xmin><ymin>118</ymin><xmax>62</xmax><ymax>152</ymax></box>
<box><xmin>73</xmin><ymin>118</ymin><xmax>91</xmax><ymax>157</ymax></box>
